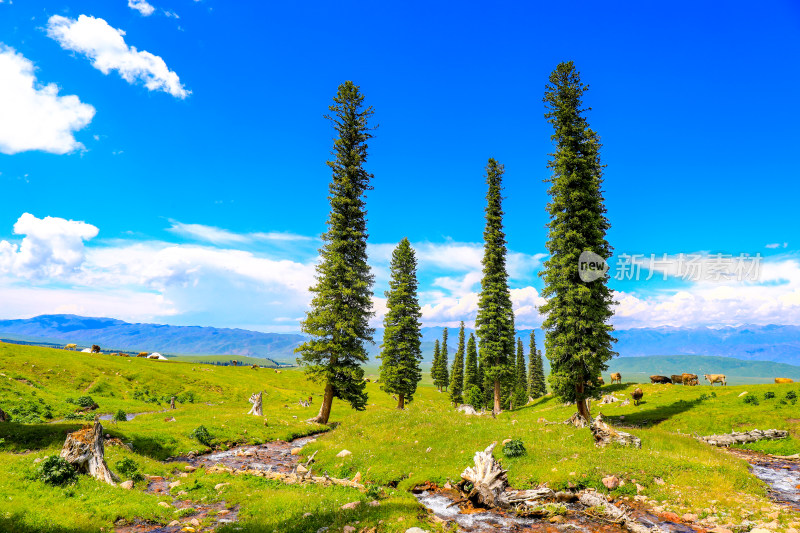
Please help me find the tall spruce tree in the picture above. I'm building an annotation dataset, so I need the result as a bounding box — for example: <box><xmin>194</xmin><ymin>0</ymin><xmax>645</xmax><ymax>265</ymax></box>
<box><xmin>540</xmin><ymin>62</ymin><xmax>616</xmax><ymax>422</ymax></box>
<box><xmin>296</xmin><ymin>81</ymin><xmax>375</xmax><ymax>424</ymax></box>
<box><xmin>515</xmin><ymin>338</ymin><xmax>526</xmax><ymax>390</ymax></box>
<box><xmin>431</xmin><ymin>339</ymin><xmax>441</xmax><ymax>391</ymax></box>
<box><xmin>378</xmin><ymin>238</ymin><xmax>423</xmax><ymax>410</ymax></box>
<box><xmin>434</xmin><ymin>328</ymin><xmax>450</xmax><ymax>392</ymax></box>
<box><xmin>476</xmin><ymin>158</ymin><xmax>516</xmax><ymax>415</ymax></box>
<box><xmin>449</xmin><ymin>322</ymin><xmax>466</xmax><ymax>405</ymax></box>
<box><xmin>464</xmin><ymin>332</ymin><xmax>479</xmax><ymax>391</ymax></box>
<box><xmin>527</xmin><ymin>331</ymin><xmax>545</xmax><ymax>398</ymax></box>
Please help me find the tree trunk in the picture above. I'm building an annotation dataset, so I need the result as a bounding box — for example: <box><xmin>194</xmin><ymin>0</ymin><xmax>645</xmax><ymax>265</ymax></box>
<box><xmin>397</xmin><ymin>393</ymin><xmax>405</xmax><ymax>410</ymax></box>
<box><xmin>60</xmin><ymin>421</ymin><xmax>118</xmax><ymax>485</ymax></box>
<box><xmin>309</xmin><ymin>382</ymin><xmax>334</xmax><ymax>424</ymax></box>
<box><xmin>247</xmin><ymin>392</ymin><xmax>263</xmax><ymax>416</ymax></box>
<box><xmin>492</xmin><ymin>380</ymin><xmax>501</xmax><ymax>415</ymax></box>
<box><xmin>576</xmin><ymin>381</ymin><xmax>590</xmax><ymax>421</ymax></box>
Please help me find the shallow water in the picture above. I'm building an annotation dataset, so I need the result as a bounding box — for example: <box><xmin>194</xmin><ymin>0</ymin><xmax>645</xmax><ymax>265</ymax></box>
<box><xmin>728</xmin><ymin>449</ymin><xmax>800</xmax><ymax>510</ymax></box>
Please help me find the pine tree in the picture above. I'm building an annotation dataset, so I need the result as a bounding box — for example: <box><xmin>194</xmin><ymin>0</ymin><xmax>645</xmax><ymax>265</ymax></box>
<box><xmin>464</xmin><ymin>332</ymin><xmax>479</xmax><ymax>391</ymax></box>
<box><xmin>527</xmin><ymin>331</ymin><xmax>546</xmax><ymax>399</ymax></box>
<box><xmin>431</xmin><ymin>339</ymin><xmax>441</xmax><ymax>391</ymax></box>
<box><xmin>449</xmin><ymin>322</ymin><xmax>466</xmax><ymax>405</ymax></box>
<box><xmin>435</xmin><ymin>328</ymin><xmax>450</xmax><ymax>392</ymax></box>
<box><xmin>296</xmin><ymin>81</ymin><xmax>375</xmax><ymax>424</ymax></box>
<box><xmin>378</xmin><ymin>238</ymin><xmax>423</xmax><ymax>410</ymax></box>
<box><xmin>476</xmin><ymin>158</ymin><xmax>516</xmax><ymax>415</ymax></box>
<box><xmin>515</xmin><ymin>338</ymin><xmax>526</xmax><ymax>391</ymax></box>
<box><xmin>540</xmin><ymin>62</ymin><xmax>616</xmax><ymax>422</ymax></box>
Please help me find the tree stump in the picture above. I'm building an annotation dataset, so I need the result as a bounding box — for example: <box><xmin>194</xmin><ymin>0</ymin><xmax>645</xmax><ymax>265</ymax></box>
<box><xmin>0</xmin><ymin>406</ymin><xmax>8</xmax><ymax>422</ymax></box>
<box><xmin>60</xmin><ymin>421</ymin><xmax>118</xmax><ymax>485</ymax></box>
<box><xmin>248</xmin><ymin>392</ymin><xmax>263</xmax><ymax>416</ymax></box>
<box><xmin>564</xmin><ymin>412</ymin><xmax>588</xmax><ymax>428</ymax></box>
<box><xmin>590</xmin><ymin>413</ymin><xmax>641</xmax><ymax>448</ymax></box>
<box><xmin>170</xmin><ymin>396</ymin><xmax>176</xmax><ymax>410</ymax></box>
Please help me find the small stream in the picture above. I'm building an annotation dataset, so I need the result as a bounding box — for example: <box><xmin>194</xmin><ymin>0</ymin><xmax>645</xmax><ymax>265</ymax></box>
<box><xmin>727</xmin><ymin>449</ymin><xmax>800</xmax><ymax>510</ymax></box>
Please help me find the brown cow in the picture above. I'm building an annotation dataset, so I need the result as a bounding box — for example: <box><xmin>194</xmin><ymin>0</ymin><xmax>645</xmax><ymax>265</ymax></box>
<box><xmin>682</xmin><ymin>373</ymin><xmax>699</xmax><ymax>386</ymax></box>
<box><xmin>91</xmin><ymin>345</ymin><xmax>101</xmax><ymax>353</ymax></box>
<box><xmin>631</xmin><ymin>388</ymin><xmax>644</xmax><ymax>405</ymax></box>
<box><xmin>610</xmin><ymin>372</ymin><xmax>622</xmax><ymax>384</ymax></box>
<box><xmin>137</xmin><ymin>352</ymin><xmax>148</xmax><ymax>357</ymax></box>
<box><xmin>597</xmin><ymin>376</ymin><xmax>605</xmax><ymax>386</ymax></box>
<box><xmin>775</xmin><ymin>378</ymin><xmax>794</xmax><ymax>384</ymax></box>
<box><xmin>650</xmin><ymin>375</ymin><xmax>672</xmax><ymax>384</ymax></box>
<box><xmin>704</xmin><ymin>374</ymin><xmax>726</xmax><ymax>386</ymax></box>
<box><xmin>670</xmin><ymin>374</ymin><xmax>683</xmax><ymax>385</ymax></box>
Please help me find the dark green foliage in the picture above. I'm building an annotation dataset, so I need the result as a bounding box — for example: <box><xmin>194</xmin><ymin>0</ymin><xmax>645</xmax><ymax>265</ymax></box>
<box><xmin>190</xmin><ymin>425</ymin><xmax>212</xmax><ymax>446</ymax></box>
<box><xmin>433</xmin><ymin>329</ymin><xmax>450</xmax><ymax>391</ymax></box>
<box><xmin>449</xmin><ymin>323</ymin><xmax>466</xmax><ymax>405</ymax></box>
<box><xmin>464</xmin><ymin>333</ymin><xmax>479</xmax><ymax>392</ymax></box>
<box><xmin>115</xmin><ymin>457</ymin><xmax>144</xmax><ymax>482</ymax></box>
<box><xmin>113</xmin><ymin>409</ymin><xmax>127</xmax><ymax>422</ymax></box>
<box><xmin>72</xmin><ymin>396</ymin><xmax>97</xmax><ymax>409</ymax></box>
<box><xmin>378</xmin><ymin>238</ymin><xmax>423</xmax><ymax>407</ymax></box>
<box><xmin>539</xmin><ymin>62</ymin><xmax>616</xmax><ymax>412</ymax></box>
<box><xmin>465</xmin><ymin>385</ymin><xmax>484</xmax><ymax>409</ymax></box>
<box><xmin>476</xmin><ymin>158</ymin><xmax>515</xmax><ymax>412</ymax></box>
<box><xmin>786</xmin><ymin>391</ymin><xmax>797</xmax><ymax>401</ymax></box>
<box><xmin>9</xmin><ymin>399</ymin><xmax>53</xmax><ymax>423</ymax></box>
<box><xmin>295</xmin><ymin>81</ymin><xmax>376</xmax><ymax>414</ymax></box>
<box><xmin>38</xmin><ymin>456</ymin><xmax>78</xmax><ymax>485</ymax></box>
<box><xmin>742</xmin><ymin>394</ymin><xmax>759</xmax><ymax>405</ymax></box>
<box><xmin>502</xmin><ymin>438</ymin><xmax>526</xmax><ymax>458</ymax></box>
<box><xmin>431</xmin><ymin>340</ymin><xmax>441</xmax><ymax>390</ymax></box>
<box><xmin>764</xmin><ymin>391</ymin><xmax>775</xmax><ymax>400</ymax></box>
<box><xmin>176</xmin><ymin>391</ymin><xmax>196</xmax><ymax>404</ymax></box>
<box><xmin>527</xmin><ymin>331</ymin><xmax>546</xmax><ymax>398</ymax></box>
<box><xmin>515</xmin><ymin>338</ymin><xmax>527</xmax><ymax>392</ymax></box>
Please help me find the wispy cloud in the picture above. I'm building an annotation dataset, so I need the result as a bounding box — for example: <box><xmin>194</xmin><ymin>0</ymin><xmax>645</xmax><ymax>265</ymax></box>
<box><xmin>128</xmin><ymin>0</ymin><xmax>155</xmax><ymax>16</ymax></box>
<box><xmin>766</xmin><ymin>242</ymin><xmax>788</xmax><ymax>249</ymax></box>
<box><xmin>167</xmin><ymin>221</ymin><xmax>313</xmax><ymax>245</ymax></box>
<box><xmin>46</xmin><ymin>15</ymin><xmax>189</xmax><ymax>98</ymax></box>
<box><xmin>0</xmin><ymin>46</ymin><xmax>95</xmax><ymax>155</ymax></box>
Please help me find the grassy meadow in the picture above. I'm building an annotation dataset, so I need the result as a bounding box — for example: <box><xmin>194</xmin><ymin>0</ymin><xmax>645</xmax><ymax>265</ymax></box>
<box><xmin>1</xmin><ymin>342</ymin><xmax>799</xmax><ymax>532</ymax></box>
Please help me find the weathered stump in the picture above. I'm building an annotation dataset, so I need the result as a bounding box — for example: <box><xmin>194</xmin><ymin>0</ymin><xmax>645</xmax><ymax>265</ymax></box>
<box><xmin>564</xmin><ymin>412</ymin><xmax>589</xmax><ymax>428</ymax></box>
<box><xmin>0</xmin><ymin>406</ymin><xmax>8</xmax><ymax>422</ymax></box>
<box><xmin>590</xmin><ymin>413</ymin><xmax>641</xmax><ymax>448</ymax></box>
<box><xmin>460</xmin><ymin>443</ymin><xmax>554</xmax><ymax>508</ymax></box>
<box><xmin>248</xmin><ymin>392</ymin><xmax>263</xmax><ymax>416</ymax></box>
<box><xmin>170</xmin><ymin>396</ymin><xmax>176</xmax><ymax>410</ymax></box>
<box><xmin>60</xmin><ymin>421</ymin><xmax>118</xmax><ymax>485</ymax></box>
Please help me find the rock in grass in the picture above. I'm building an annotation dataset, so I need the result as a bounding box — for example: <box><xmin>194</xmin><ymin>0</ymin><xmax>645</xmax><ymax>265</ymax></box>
<box><xmin>290</xmin><ymin>447</ymin><xmax>303</xmax><ymax>455</ymax></box>
<box><xmin>405</xmin><ymin>528</ymin><xmax>430</xmax><ymax>533</ymax></box>
<box><xmin>214</xmin><ymin>482</ymin><xmax>230</xmax><ymax>490</ymax></box>
<box><xmin>336</xmin><ymin>449</ymin><xmax>352</xmax><ymax>458</ymax></box>
<box><xmin>343</xmin><ymin>527</ymin><xmax>356</xmax><ymax>533</ymax></box>
<box><xmin>120</xmin><ymin>480</ymin><xmax>134</xmax><ymax>490</ymax></box>
<box><xmin>602</xmin><ymin>475</ymin><xmax>620</xmax><ymax>490</ymax></box>
<box><xmin>169</xmin><ymin>480</ymin><xmax>180</xmax><ymax>489</ymax></box>
<box><xmin>351</xmin><ymin>471</ymin><xmax>361</xmax><ymax>483</ymax></box>
<box><xmin>158</xmin><ymin>501</ymin><xmax>170</xmax><ymax>508</ymax></box>
<box><xmin>341</xmin><ymin>501</ymin><xmax>361</xmax><ymax>510</ymax></box>
<box><xmin>168</xmin><ymin>521</ymin><xmax>179</xmax><ymax>527</ymax></box>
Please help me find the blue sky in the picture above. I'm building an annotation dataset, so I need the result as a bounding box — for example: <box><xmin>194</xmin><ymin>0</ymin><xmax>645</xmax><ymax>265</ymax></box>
<box><xmin>0</xmin><ymin>0</ymin><xmax>799</xmax><ymax>332</ymax></box>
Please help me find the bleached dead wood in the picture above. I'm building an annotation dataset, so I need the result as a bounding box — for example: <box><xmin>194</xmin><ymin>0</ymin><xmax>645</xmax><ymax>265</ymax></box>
<box><xmin>579</xmin><ymin>491</ymin><xmax>658</xmax><ymax>533</ymax></box>
<box><xmin>207</xmin><ymin>462</ymin><xmax>365</xmax><ymax>490</ymax></box>
<box><xmin>699</xmin><ymin>429</ymin><xmax>788</xmax><ymax>447</ymax></box>
<box><xmin>60</xmin><ymin>421</ymin><xmax>119</xmax><ymax>485</ymax></box>
<box><xmin>564</xmin><ymin>412</ymin><xmax>589</xmax><ymax>428</ymax></box>
<box><xmin>248</xmin><ymin>392</ymin><xmax>263</xmax><ymax>416</ymax></box>
<box><xmin>591</xmin><ymin>413</ymin><xmax>642</xmax><ymax>448</ymax></box>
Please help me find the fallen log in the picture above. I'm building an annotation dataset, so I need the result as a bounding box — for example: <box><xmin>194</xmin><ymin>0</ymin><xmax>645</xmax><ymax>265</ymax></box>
<box><xmin>60</xmin><ymin>421</ymin><xmax>118</xmax><ymax>485</ymax></box>
<box><xmin>579</xmin><ymin>491</ymin><xmax>655</xmax><ymax>533</ymax></box>
<box><xmin>591</xmin><ymin>413</ymin><xmax>642</xmax><ymax>448</ymax></box>
<box><xmin>698</xmin><ymin>429</ymin><xmax>788</xmax><ymax>447</ymax></box>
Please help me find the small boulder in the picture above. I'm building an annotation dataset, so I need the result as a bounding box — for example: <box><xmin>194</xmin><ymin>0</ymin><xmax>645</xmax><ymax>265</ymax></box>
<box><xmin>660</xmin><ymin>512</ymin><xmax>681</xmax><ymax>522</ymax></box>
<box><xmin>214</xmin><ymin>482</ymin><xmax>230</xmax><ymax>490</ymax></box>
<box><xmin>297</xmin><ymin>465</ymin><xmax>309</xmax><ymax>474</ymax></box>
<box><xmin>120</xmin><ymin>480</ymin><xmax>134</xmax><ymax>490</ymax></box>
<box><xmin>169</xmin><ymin>480</ymin><xmax>181</xmax><ymax>489</ymax></box>
<box><xmin>158</xmin><ymin>501</ymin><xmax>171</xmax><ymax>508</ymax></box>
<box><xmin>682</xmin><ymin>513</ymin><xmax>698</xmax><ymax>522</ymax></box>
<box><xmin>341</xmin><ymin>501</ymin><xmax>361</xmax><ymax>510</ymax></box>
<box><xmin>654</xmin><ymin>477</ymin><xmax>665</xmax><ymax>485</ymax></box>
<box><xmin>343</xmin><ymin>527</ymin><xmax>356</xmax><ymax>533</ymax></box>
<box><xmin>336</xmin><ymin>449</ymin><xmax>352</xmax><ymax>458</ymax></box>
<box><xmin>168</xmin><ymin>521</ymin><xmax>180</xmax><ymax>527</ymax></box>
<box><xmin>189</xmin><ymin>518</ymin><xmax>200</xmax><ymax>527</ymax></box>
<box><xmin>602</xmin><ymin>475</ymin><xmax>620</xmax><ymax>490</ymax></box>
<box><xmin>290</xmin><ymin>447</ymin><xmax>303</xmax><ymax>455</ymax></box>
<box><xmin>405</xmin><ymin>529</ymin><xmax>430</xmax><ymax>533</ymax></box>
<box><xmin>352</xmin><ymin>471</ymin><xmax>362</xmax><ymax>483</ymax></box>
<box><xmin>502</xmin><ymin>438</ymin><xmax>512</xmax><ymax>445</ymax></box>
<box><xmin>368</xmin><ymin>500</ymin><xmax>380</xmax><ymax>507</ymax></box>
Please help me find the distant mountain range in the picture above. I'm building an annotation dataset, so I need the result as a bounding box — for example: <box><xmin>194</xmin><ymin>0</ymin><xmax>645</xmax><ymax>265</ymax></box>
<box><xmin>0</xmin><ymin>315</ymin><xmax>797</xmax><ymax>366</ymax></box>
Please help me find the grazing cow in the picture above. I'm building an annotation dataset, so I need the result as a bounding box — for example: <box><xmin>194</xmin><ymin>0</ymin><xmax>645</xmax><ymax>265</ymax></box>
<box><xmin>64</xmin><ymin>343</ymin><xmax>78</xmax><ymax>351</ymax></box>
<box><xmin>632</xmin><ymin>388</ymin><xmax>644</xmax><ymax>406</ymax></box>
<box><xmin>650</xmin><ymin>375</ymin><xmax>672</xmax><ymax>384</ymax></box>
<box><xmin>775</xmin><ymin>378</ymin><xmax>794</xmax><ymax>384</ymax></box>
<box><xmin>597</xmin><ymin>376</ymin><xmax>605</xmax><ymax>386</ymax></box>
<box><xmin>308</xmin><ymin>395</ymin><xmax>313</xmax><ymax>404</ymax></box>
<box><xmin>91</xmin><ymin>345</ymin><xmax>101</xmax><ymax>353</ymax></box>
<box><xmin>704</xmin><ymin>374</ymin><xmax>727</xmax><ymax>386</ymax></box>
<box><xmin>137</xmin><ymin>352</ymin><xmax>148</xmax><ymax>358</ymax></box>
<box><xmin>610</xmin><ymin>372</ymin><xmax>622</xmax><ymax>384</ymax></box>
<box><xmin>251</xmin><ymin>365</ymin><xmax>259</xmax><ymax>369</ymax></box>
<box><xmin>682</xmin><ymin>373</ymin><xmax>699</xmax><ymax>386</ymax></box>
<box><xmin>670</xmin><ymin>374</ymin><xmax>684</xmax><ymax>385</ymax></box>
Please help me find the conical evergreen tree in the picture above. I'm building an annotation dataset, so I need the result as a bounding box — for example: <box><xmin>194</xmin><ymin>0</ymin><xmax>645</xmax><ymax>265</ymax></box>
<box><xmin>431</xmin><ymin>339</ymin><xmax>441</xmax><ymax>391</ymax></box>
<box><xmin>434</xmin><ymin>328</ymin><xmax>450</xmax><ymax>392</ymax></box>
<box><xmin>527</xmin><ymin>331</ymin><xmax>546</xmax><ymax>398</ymax></box>
<box><xmin>464</xmin><ymin>332</ymin><xmax>479</xmax><ymax>391</ymax></box>
<box><xmin>449</xmin><ymin>322</ymin><xmax>466</xmax><ymax>405</ymax></box>
<box><xmin>378</xmin><ymin>238</ymin><xmax>423</xmax><ymax>410</ymax></box>
<box><xmin>475</xmin><ymin>158</ymin><xmax>516</xmax><ymax>415</ymax></box>
<box><xmin>515</xmin><ymin>338</ymin><xmax>526</xmax><ymax>390</ymax></box>
<box><xmin>296</xmin><ymin>81</ymin><xmax>375</xmax><ymax>424</ymax></box>
<box><xmin>540</xmin><ymin>62</ymin><xmax>616</xmax><ymax>422</ymax></box>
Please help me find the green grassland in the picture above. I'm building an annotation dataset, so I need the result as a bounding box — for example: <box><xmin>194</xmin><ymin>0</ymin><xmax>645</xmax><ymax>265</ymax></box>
<box><xmin>1</xmin><ymin>342</ymin><xmax>799</xmax><ymax>532</ymax></box>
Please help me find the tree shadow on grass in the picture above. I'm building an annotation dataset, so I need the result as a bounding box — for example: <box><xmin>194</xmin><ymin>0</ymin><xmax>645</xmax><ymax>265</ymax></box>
<box><xmin>0</xmin><ymin>514</ymin><xmax>96</xmax><ymax>533</ymax></box>
<box><xmin>599</xmin><ymin>397</ymin><xmax>707</xmax><ymax>428</ymax></box>
<box><xmin>0</xmin><ymin>422</ymin><xmax>81</xmax><ymax>451</ymax></box>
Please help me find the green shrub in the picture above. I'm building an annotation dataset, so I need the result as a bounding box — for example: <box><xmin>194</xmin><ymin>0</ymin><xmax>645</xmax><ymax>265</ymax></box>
<box><xmin>38</xmin><ymin>456</ymin><xmax>78</xmax><ymax>485</ymax></box>
<box><xmin>190</xmin><ymin>425</ymin><xmax>212</xmax><ymax>446</ymax></box>
<box><xmin>465</xmin><ymin>386</ymin><xmax>484</xmax><ymax>409</ymax></box>
<box><xmin>177</xmin><ymin>391</ymin><xmax>196</xmax><ymax>404</ymax></box>
<box><xmin>742</xmin><ymin>394</ymin><xmax>759</xmax><ymax>405</ymax></box>
<box><xmin>75</xmin><ymin>396</ymin><xmax>98</xmax><ymax>409</ymax></box>
<box><xmin>764</xmin><ymin>391</ymin><xmax>775</xmax><ymax>400</ymax></box>
<box><xmin>786</xmin><ymin>391</ymin><xmax>797</xmax><ymax>404</ymax></box>
<box><xmin>113</xmin><ymin>409</ymin><xmax>128</xmax><ymax>422</ymax></box>
<box><xmin>502</xmin><ymin>438</ymin><xmax>526</xmax><ymax>458</ymax></box>
<box><xmin>115</xmin><ymin>457</ymin><xmax>144</xmax><ymax>481</ymax></box>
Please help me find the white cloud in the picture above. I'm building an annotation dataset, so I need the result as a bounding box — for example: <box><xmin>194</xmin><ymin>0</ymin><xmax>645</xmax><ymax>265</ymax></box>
<box><xmin>46</xmin><ymin>15</ymin><xmax>189</xmax><ymax>98</ymax></box>
<box><xmin>766</xmin><ymin>243</ymin><xmax>781</xmax><ymax>249</ymax></box>
<box><xmin>128</xmin><ymin>0</ymin><xmax>155</xmax><ymax>16</ymax></box>
<box><xmin>0</xmin><ymin>213</ymin><xmax>99</xmax><ymax>279</ymax></box>
<box><xmin>167</xmin><ymin>221</ymin><xmax>313</xmax><ymax>245</ymax></box>
<box><xmin>0</xmin><ymin>46</ymin><xmax>95</xmax><ymax>155</ymax></box>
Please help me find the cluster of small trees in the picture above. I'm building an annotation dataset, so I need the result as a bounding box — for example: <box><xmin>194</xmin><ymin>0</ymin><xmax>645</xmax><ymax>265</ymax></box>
<box><xmin>296</xmin><ymin>60</ymin><xmax>615</xmax><ymax>423</ymax></box>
